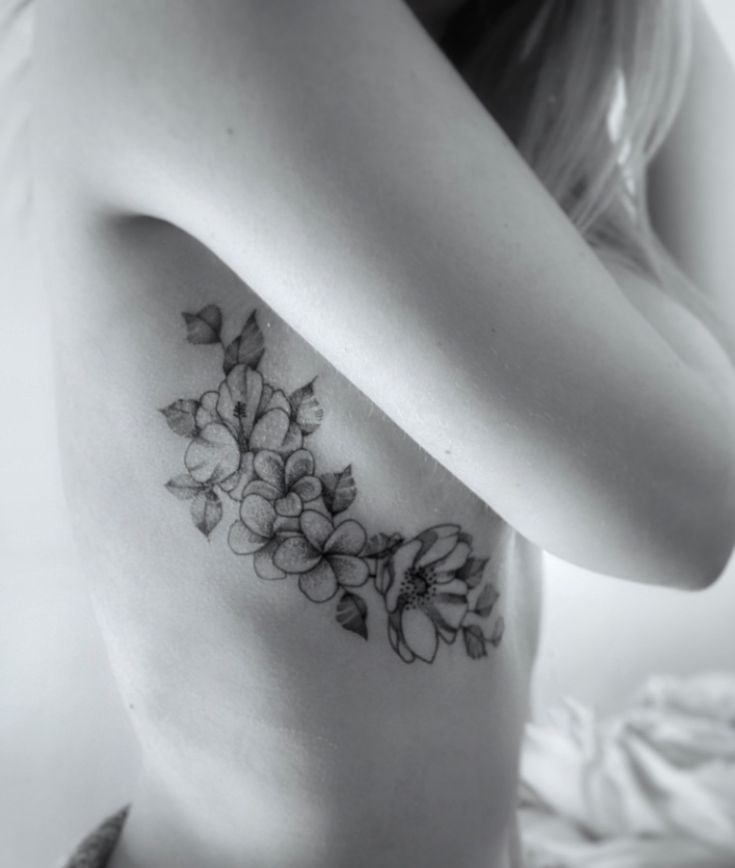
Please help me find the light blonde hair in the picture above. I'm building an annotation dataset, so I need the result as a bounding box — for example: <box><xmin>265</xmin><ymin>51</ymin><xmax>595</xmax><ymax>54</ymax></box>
<box><xmin>442</xmin><ymin>0</ymin><xmax>726</xmax><ymax>346</ymax></box>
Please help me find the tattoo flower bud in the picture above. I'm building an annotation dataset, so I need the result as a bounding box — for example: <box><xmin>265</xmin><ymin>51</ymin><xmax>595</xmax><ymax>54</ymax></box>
<box><xmin>383</xmin><ymin>525</ymin><xmax>471</xmax><ymax>663</ymax></box>
<box><xmin>273</xmin><ymin>510</ymin><xmax>369</xmax><ymax>603</ymax></box>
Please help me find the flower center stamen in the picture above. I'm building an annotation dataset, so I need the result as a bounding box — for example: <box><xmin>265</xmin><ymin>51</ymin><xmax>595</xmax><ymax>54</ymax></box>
<box><xmin>398</xmin><ymin>565</ymin><xmax>437</xmax><ymax>609</ymax></box>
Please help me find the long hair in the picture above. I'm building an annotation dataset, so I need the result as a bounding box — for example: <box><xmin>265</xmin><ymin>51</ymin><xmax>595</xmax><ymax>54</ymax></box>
<box><xmin>441</xmin><ymin>0</ymin><xmax>725</xmax><ymax>348</ymax></box>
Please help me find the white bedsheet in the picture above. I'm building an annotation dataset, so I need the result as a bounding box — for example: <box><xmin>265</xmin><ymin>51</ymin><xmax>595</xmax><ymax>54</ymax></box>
<box><xmin>521</xmin><ymin>673</ymin><xmax>735</xmax><ymax>867</ymax></box>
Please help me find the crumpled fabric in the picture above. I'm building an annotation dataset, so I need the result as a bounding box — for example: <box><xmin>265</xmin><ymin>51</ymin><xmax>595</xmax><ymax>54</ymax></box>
<box><xmin>520</xmin><ymin>673</ymin><xmax>735</xmax><ymax>868</ymax></box>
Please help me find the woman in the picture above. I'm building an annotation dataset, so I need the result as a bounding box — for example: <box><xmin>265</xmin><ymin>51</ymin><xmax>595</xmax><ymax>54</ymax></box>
<box><xmin>32</xmin><ymin>1</ymin><xmax>735</xmax><ymax>866</ymax></box>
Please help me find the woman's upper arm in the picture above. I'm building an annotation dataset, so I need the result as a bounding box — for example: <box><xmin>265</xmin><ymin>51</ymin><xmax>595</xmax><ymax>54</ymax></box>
<box><xmin>35</xmin><ymin>0</ymin><xmax>735</xmax><ymax>587</ymax></box>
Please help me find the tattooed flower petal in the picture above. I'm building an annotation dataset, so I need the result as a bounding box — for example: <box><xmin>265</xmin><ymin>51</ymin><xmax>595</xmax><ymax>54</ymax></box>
<box><xmin>429</xmin><ymin>540</ymin><xmax>471</xmax><ymax>574</ymax></box>
<box><xmin>328</xmin><ymin>554</ymin><xmax>369</xmax><ymax>587</ymax></box>
<box><xmin>184</xmin><ymin>423</ymin><xmax>240</xmax><ymax>483</ymax></box>
<box><xmin>240</xmin><ymin>494</ymin><xmax>277</xmax><ymax>538</ymax></box>
<box><xmin>195</xmin><ymin>391</ymin><xmax>221</xmax><ymax>429</ymax></box>
<box><xmin>253</xmin><ymin>539</ymin><xmax>287</xmax><ymax>580</ymax></box>
<box><xmin>300</xmin><ymin>510</ymin><xmax>334</xmax><ymax>551</ymax></box>
<box><xmin>324</xmin><ymin>520</ymin><xmax>366</xmax><ymax>556</ymax></box>
<box><xmin>273</xmin><ymin>535</ymin><xmax>322</xmax><ymax>573</ymax></box>
<box><xmin>253</xmin><ymin>450</ymin><xmax>285</xmax><ymax>490</ymax></box>
<box><xmin>266</xmin><ymin>389</ymin><xmax>291</xmax><ymax>415</ymax></box>
<box><xmin>298</xmin><ymin>560</ymin><xmax>339</xmax><ymax>603</ymax></box>
<box><xmin>284</xmin><ymin>449</ymin><xmax>314</xmax><ymax>487</ymax></box>
<box><xmin>250</xmin><ymin>407</ymin><xmax>302</xmax><ymax>455</ymax></box>
<box><xmin>428</xmin><ymin>593</ymin><xmax>468</xmax><ymax>631</ymax></box>
<box><xmin>228</xmin><ymin>520</ymin><xmax>267</xmax><ymax>555</ymax></box>
<box><xmin>275</xmin><ymin>492</ymin><xmax>302</xmax><ymax>517</ymax></box>
<box><xmin>384</xmin><ymin>538</ymin><xmax>422</xmax><ymax>610</ymax></box>
<box><xmin>291</xmin><ymin>475</ymin><xmax>321</xmax><ymax>502</ymax></box>
<box><xmin>242</xmin><ymin>480</ymin><xmax>281</xmax><ymax>501</ymax></box>
<box><xmin>415</xmin><ymin>525</ymin><xmax>461</xmax><ymax>568</ymax></box>
<box><xmin>401</xmin><ymin>608</ymin><xmax>439</xmax><ymax>663</ymax></box>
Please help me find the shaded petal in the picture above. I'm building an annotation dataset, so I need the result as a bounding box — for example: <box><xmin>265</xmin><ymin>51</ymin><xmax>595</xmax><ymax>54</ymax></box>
<box><xmin>256</xmin><ymin>383</ymin><xmax>274</xmax><ymax>417</ymax></box>
<box><xmin>267</xmin><ymin>389</ymin><xmax>291</xmax><ymax>414</ymax></box>
<box><xmin>291</xmin><ymin>475</ymin><xmax>321</xmax><ymax>502</ymax></box>
<box><xmin>429</xmin><ymin>541</ymin><xmax>471</xmax><ymax>574</ymax></box>
<box><xmin>298</xmin><ymin>560</ymin><xmax>338</xmax><ymax>603</ymax></box>
<box><xmin>254</xmin><ymin>538</ymin><xmax>287</xmax><ymax>580</ymax></box>
<box><xmin>218</xmin><ymin>470</ymin><xmax>241</xmax><ymax>492</ymax></box>
<box><xmin>240</xmin><ymin>494</ymin><xmax>277</xmax><ymax>538</ymax></box>
<box><xmin>280</xmin><ymin>421</ymin><xmax>304</xmax><ymax>455</ymax></box>
<box><xmin>324</xmin><ymin>520</ymin><xmax>366</xmax><ymax>556</ymax></box>
<box><xmin>432</xmin><ymin>578</ymin><xmax>470</xmax><ymax>596</ymax></box>
<box><xmin>253</xmin><ymin>450</ymin><xmax>285</xmax><ymax>490</ymax></box>
<box><xmin>273</xmin><ymin>516</ymin><xmax>300</xmax><ymax>534</ymax></box>
<box><xmin>328</xmin><ymin>554</ymin><xmax>369</xmax><ymax>587</ymax></box>
<box><xmin>184</xmin><ymin>424</ymin><xmax>240</xmax><ymax>483</ymax></box>
<box><xmin>275</xmin><ymin>492</ymin><xmax>302</xmax><ymax>517</ymax></box>
<box><xmin>401</xmin><ymin>608</ymin><xmax>439</xmax><ymax>663</ymax></box>
<box><xmin>228</xmin><ymin>520</ymin><xmax>267</xmax><ymax>555</ymax></box>
<box><xmin>300</xmin><ymin>510</ymin><xmax>333</xmax><ymax>551</ymax></box>
<box><xmin>195</xmin><ymin>390</ymin><xmax>220</xmax><ymax>429</ymax></box>
<box><xmin>428</xmin><ymin>593</ymin><xmax>468</xmax><ymax>631</ymax></box>
<box><xmin>284</xmin><ymin>449</ymin><xmax>314</xmax><ymax>487</ymax></box>
<box><xmin>390</xmin><ymin>538</ymin><xmax>422</xmax><ymax>578</ymax></box>
<box><xmin>242</xmin><ymin>480</ymin><xmax>280</xmax><ymax>501</ymax></box>
<box><xmin>250</xmin><ymin>408</ymin><xmax>290</xmax><ymax>452</ymax></box>
<box><xmin>416</xmin><ymin>525</ymin><xmax>460</xmax><ymax>568</ymax></box>
<box><xmin>273</xmin><ymin>536</ymin><xmax>322</xmax><ymax>573</ymax></box>
<box><xmin>385</xmin><ymin>539</ymin><xmax>422</xmax><ymax>610</ymax></box>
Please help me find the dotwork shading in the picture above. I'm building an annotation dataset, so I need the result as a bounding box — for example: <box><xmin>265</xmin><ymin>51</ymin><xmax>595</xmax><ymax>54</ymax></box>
<box><xmin>161</xmin><ymin>304</ymin><xmax>505</xmax><ymax>664</ymax></box>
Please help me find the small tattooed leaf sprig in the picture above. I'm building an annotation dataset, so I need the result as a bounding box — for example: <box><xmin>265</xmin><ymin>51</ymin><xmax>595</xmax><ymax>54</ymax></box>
<box><xmin>161</xmin><ymin>304</ymin><xmax>505</xmax><ymax>664</ymax></box>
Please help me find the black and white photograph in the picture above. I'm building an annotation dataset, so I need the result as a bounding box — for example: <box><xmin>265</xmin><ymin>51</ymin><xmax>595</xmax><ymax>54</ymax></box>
<box><xmin>2</xmin><ymin>1</ymin><xmax>735</xmax><ymax>866</ymax></box>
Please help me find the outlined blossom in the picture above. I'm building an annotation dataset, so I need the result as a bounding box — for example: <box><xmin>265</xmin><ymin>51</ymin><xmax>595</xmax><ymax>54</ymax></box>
<box><xmin>273</xmin><ymin>510</ymin><xmax>369</xmax><ymax>602</ymax></box>
<box><xmin>163</xmin><ymin>304</ymin><xmax>505</xmax><ymax>660</ymax></box>
<box><xmin>383</xmin><ymin>525</ymin><xmax>471</xmax><ymax>663</ymax></box>
<box><xmin>241</xmin><ymin>449</ymin><xmax>322</xmax><ymax>518</ymax></box>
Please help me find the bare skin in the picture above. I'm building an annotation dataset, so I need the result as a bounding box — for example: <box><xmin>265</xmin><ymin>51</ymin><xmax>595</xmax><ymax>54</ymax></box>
<box><xmin>32</xmin><ymin>1</ymin><xmax>735</xmax><ymax>867</ymax></box>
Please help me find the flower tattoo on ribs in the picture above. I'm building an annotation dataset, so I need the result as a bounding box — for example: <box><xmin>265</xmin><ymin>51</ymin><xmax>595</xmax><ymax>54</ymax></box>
<box><xmin>161</xmin><ymin>304</ymin><xmax>505</xmax><ymax>664</ymax></box>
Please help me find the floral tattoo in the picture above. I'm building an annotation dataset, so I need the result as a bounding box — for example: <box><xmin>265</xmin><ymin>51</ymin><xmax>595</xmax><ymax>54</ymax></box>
<box><xmin>161</xmin><ymin>305</ymin><xmax>505</xmax><ymax>664</ymax></box>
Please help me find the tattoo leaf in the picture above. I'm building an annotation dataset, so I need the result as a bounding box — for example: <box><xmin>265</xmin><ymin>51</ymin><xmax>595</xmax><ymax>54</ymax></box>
<box><xmin>160</xmin><ymin>399</ymin><xmax>199</xmax><ymax>437</ymax></box>
<box><xmin>462</xmin><ymin>625</ymin><xmax>487</xmax><ymax>660</ymax></box>
<box><xmin>490</xmin><ymin>616</ymin><xmax>505</xmax><ymax>648</ymax></box>
<box><xmin>456</xmin><ymin>556</ymin><xmax>488</xmax><ymax>589</ymax></box>
<box><xmin>165</xmin><ymin>473</ymin><xmax>206</xmax><ymax>500</ymax></box>
<box><xmin>364</xmin><ymin>532</ymin><xmax>403</xmax><ymax>559</ymax></box>
<box><xmin>289</xmin><ymin>379</ymin><xmax>324</xmax><ymax>434</ymax></box>
<box><xmin>336</xmin><ymin>591</ymin><xmax>368</xmax><ymax>640</ymax></box>
<box><xmin>475</xmin><ymin>584</ymin><xmax>499</xmax><ymax>618</ymax></box>
<box><xmin>321</xmin><ymin>465</ymin><xmax>357</xmax><ymax>514</ymax></box>
<box><xmin>183</xmin><ymin>304</ymin><xmax>223</xmax><ymax>344</ymax></box>
<box><xmin>223</xmin><ymin>310</ymin><xmax>265</xmax><ymax>374</ymax></box>
<box><xmin>190</xmin><ymin>489</ymin><xmax>223</xmax><ymax>538</ymax></box>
